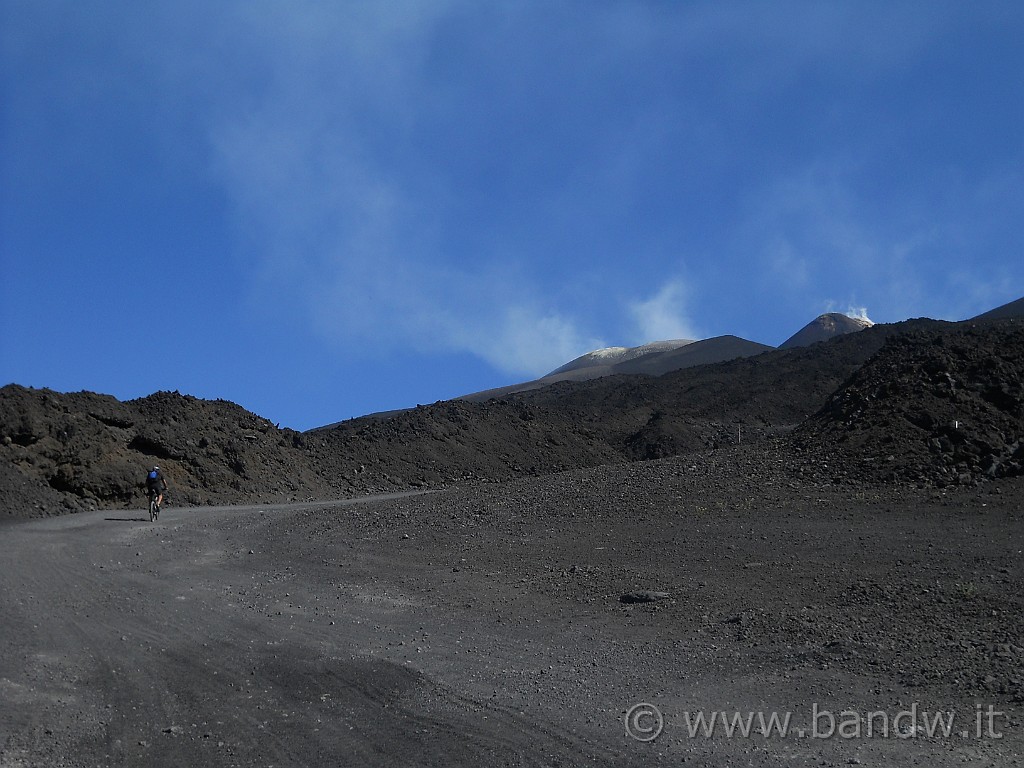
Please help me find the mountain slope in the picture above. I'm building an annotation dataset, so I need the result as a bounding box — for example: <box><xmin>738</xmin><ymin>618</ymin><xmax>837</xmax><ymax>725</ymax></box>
<box><xmin>779</xmin><ymin>312</ymin><xmax>873</xmax><ymax>349</ymax></box>
<box><xmin>545</xmin><ymin>339</ymin><xmax>694</xmax><ymax>376</ymax></box>
<box><xmin>5</xmin><ymin>308</ymin><xmax>1023</xmax><ymax>517</ymax></box>
<box><xmin>0</xmin><ymin>387</ymin><xmax>341</xmax><ymax>515</ymax></box>
<box><xmin>792</xmin><ymin>320</ymin><xmax>1024</xmax><ymax>485</ymax></box>
<box><xmin>612</xmin><ymin>335</ymin><xmax>774</xmax><ymax>375</ymax></box>
<box><xmin>460</xmin><ymin>335</ymin><xmax>771</xmax><ymax>403</ymax></box>
<box><xmin>314</xmin><ymin>319</ymin><xmax>935</xmax><ymax>481</ymax></box>
<box><xmin>971</xmin><ymin>295</ymin><xmax>1024</xmax><ymax>321</ymax></box>
<box><xmin>1</xmin><ymin>322</ymin><xmax>907</xmax><ymax>516</ymax></box>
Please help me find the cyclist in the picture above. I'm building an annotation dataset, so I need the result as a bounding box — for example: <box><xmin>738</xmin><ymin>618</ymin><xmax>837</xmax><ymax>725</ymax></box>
<box><xmin>145</xmin><ymin>466</ymin><xmax>168</xmax><ymax>510</ymax></box>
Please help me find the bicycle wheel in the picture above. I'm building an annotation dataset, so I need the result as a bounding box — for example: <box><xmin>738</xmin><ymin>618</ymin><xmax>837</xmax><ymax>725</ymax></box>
<box><xmin>149</xmin><ymin>498</ymin><xmax>157</xmax><ymax>522</ymax></box>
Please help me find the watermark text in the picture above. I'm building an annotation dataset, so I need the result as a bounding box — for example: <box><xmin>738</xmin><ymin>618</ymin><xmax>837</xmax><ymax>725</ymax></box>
<box><xmin>625</xmin><ymin>703</ymin><xmax>1006</xmax><ymax>742</ymax></box>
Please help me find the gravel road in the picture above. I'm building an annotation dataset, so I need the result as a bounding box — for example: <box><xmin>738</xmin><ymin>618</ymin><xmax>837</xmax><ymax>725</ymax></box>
<box><xmin>1</xmin><ymin>452</ymin><xmax>1021</xmax><ymax>767</ymax></box>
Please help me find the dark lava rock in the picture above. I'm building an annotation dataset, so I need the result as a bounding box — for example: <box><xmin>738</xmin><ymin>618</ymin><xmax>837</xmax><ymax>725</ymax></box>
<box><xmin>0</xmin><ymin>386</ymin><xmax>339</xmax><ymax>513</ymax></box>
<box><xmin>3</xmin><ymin>316</ymin><xmax>1020</xmax><ymax>517</ymax></box>
<box><xmin>792</xmin><ymin>319</ymin><xmax>1024</xmax><ymax>486</ymax></box>
<box><xmin>619</xmin><ymin>591</ymin><xmax>670</xmax><ymax>604</ymax></box>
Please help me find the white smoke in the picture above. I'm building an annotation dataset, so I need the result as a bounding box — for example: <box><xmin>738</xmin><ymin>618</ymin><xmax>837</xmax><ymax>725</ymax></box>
<box><xmin>628</xmin><ymin>280</ymin><xmax>698</xmax><ymax>342</ymax></box>
<box><xmin>845</xmin><ymin>306</ymin><xmax>874</xmax><ymax>325</ymax></box>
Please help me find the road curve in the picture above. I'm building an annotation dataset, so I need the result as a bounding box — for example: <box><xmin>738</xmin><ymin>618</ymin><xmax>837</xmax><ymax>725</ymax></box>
<box><xmin>0</xmin><ymin>497</ymin><xmax>621</xmax><ymax>768</ymax></box>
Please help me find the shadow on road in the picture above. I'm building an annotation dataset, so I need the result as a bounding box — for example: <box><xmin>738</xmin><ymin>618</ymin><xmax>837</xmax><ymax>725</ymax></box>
<box><xmin>104</xmin><ymin>517</ymin><xmax>149</xmax><ymax>523</ymax></box>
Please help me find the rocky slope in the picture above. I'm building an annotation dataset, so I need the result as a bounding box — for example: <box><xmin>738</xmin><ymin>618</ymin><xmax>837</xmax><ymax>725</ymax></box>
<box><xmin>792</xmin><ymin>320</ymin><xmax>1024</xmax><ymax>486</ymax></box>
<box><xmin>458</xmin><ymin>335</ymin><xmax>773</xmax><ymax>403</ymax></box>
<box><xmin>312</xmin><ymin>319</ymin><xmax>931</xmax><ymax>489</ymax></box>
<box><xmin>0</xmin><ymin>388</ymin><xmax>339</xmax><ymax>515</ymax></box>
<box><xmin>779</xmin><ymin>312</ymin><xmax>873</xmax><ymax>349</ymax></box>
<box><xmin>3</xmin><ymin>316</ymin><xmax>1022</xmax><ymax>518</ymax></box>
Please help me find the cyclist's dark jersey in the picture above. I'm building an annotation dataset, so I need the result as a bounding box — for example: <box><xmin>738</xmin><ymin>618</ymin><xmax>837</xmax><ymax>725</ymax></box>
<box><xmin>145</xmin><ymin>471</ymin><xmax>165</xmax><ymax>495</ymax></box>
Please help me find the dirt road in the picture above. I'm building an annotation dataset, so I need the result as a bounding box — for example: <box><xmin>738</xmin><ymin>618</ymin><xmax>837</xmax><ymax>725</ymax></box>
<box><xmin>1</xmin><ymin>454</ymin><xmax>1021</xmax><ymax>767</ymax></box>
<box><xmin>1</xmin><ymin>494</ymin><xmax>635</xmax><ymax>767</ymax></box>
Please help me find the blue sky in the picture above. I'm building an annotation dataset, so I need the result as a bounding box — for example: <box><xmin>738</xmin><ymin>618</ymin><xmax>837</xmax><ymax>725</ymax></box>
<box><xmin>2</xmin><ymin>2</ymin><xmax>1022</xmax><ymax>430</ymax></box>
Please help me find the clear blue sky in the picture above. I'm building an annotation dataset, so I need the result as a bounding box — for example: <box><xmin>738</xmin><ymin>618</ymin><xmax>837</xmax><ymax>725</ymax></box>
<box><xmin>2</xmin><ymin>2</ymin><xmax>1022</xmax><ymax>430</ymax></box>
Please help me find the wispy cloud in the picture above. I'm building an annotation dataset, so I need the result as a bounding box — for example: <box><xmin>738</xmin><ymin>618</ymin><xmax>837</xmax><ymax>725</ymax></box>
<box><xmin>735</xmin><ymin>161</ymin><xmax>944</xmax><ymax>322</ymax></box>
<box><xmin>459</xmin><ymin>305</ymin><xmax>606</xmax><ymax>376</ymax></box>
<box><xmin>308</xmin><ymin>256</ymin><xmax>605</xmax><ymax>376</ymax></box>
<box><xmin>190</xmin><ymin>3</ymin><xmax>967</xmax><ymax>360</ymax></box>
<box><xmin>59</xmin><ymin>1</ymin><xmax>1015</xmax><ymax>367</ymax></box>
<box><xmin>628</xmin><ymin>280</ymin><xmax>698</xmax><ymax>343</ymax></box>
<box><xmin>158</xmin><ymin>2</ymin><xmax>627</xmax><ymax>376</ymax></box>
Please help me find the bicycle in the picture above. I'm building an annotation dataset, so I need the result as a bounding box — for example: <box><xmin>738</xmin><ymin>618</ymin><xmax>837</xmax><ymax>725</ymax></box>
<box><xmin>148</xmin><ymin>493</ymin><xmax>161</xmax><ymax>523</ymax></box>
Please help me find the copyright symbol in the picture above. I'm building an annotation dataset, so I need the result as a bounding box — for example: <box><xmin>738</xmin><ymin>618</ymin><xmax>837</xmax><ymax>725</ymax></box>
<box><xmin>625</xmin><ymin>702</ymin><xmax>663</xmax><ymax>742</ymax></box>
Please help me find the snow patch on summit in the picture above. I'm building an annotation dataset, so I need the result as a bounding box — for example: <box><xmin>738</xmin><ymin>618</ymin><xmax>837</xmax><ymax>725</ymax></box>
<box><xmin>587</xmin><ymin>346</ymin><xmax>631</xmax><ymax>359</ymax></box>
<box><xmin>547</xmin><ymin>339</ymin><xmax>694</xmax><ymax>376</ymax></box>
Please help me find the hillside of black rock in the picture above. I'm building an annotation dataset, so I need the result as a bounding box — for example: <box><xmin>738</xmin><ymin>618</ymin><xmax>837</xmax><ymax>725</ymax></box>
<box><xmin>3</xmin><ymin>316</ymin><xmax>1021</xmax><ymax>518</ymax></box>
<box><xmin>311</xmin><ymin>319</ymin><xmax>938</xmax><ymax>486</ymax></box>
<box><xmin>0</xmin><ymin>387</ymin><xmax>341</xmax><ymax>515</ymax></box>
<box><xmin>792</xmin><ymin>319</ymin><xmax>1024</xmax><ymax>486</ymax></box>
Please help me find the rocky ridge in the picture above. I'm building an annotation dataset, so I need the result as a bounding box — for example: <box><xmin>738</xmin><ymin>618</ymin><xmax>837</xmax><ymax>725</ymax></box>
<box><xmin>2</xmin><ymin>316</ymin><xmax>1022</xmax><ymax>518</ymax></box>
<box><xmin>0</xmin><ymin>388</ymin><xmax>339</xmax><ymax>515</ymax></box>
<box><xmin>792</xmin><ymin>320</ymin><xmax>1024</xmax><ymax>486</ymax></box>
